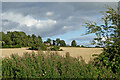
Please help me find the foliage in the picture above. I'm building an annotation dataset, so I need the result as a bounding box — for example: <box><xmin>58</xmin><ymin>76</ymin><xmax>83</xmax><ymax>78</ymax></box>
<box><xmin>71</xmin><ymin>40</ymin><xmax>77</xmax><ymax>47</ymax></box>
<box><xmin>0</xmin><ymin>31</ymin><xmax>43</xmax><ymax>48</ymax></box>
<box><xmin>50</xmin><ymin>45</ymin><xmax>63</xmax><ymax>51</ymax></box>
<box><xmin>85</xmin><ymin>6</ymin><xmax>120</xmax><ymax>74</ymax></box>
<box><xmin>60</xmin><ymin>40</ymin><xmax>66</xmax><ymax>47</ymax></box>
<box><xmin>28</xmin><ymin>44</ymin><xmax>47</xmax><ymax>51</ymax></box>
<box><xmin>52</xmin><ymin>40</ymin><xmax>56</xmax><ymax>46</ymax></box>
<box><xmin>46</xmin><ymin>38</ymin><xmax>51</xmax><ymax>45</ymax></box>
<box><xmin>2</xmin><ymin>51</ymin><xmax>120</xmax><ymax>78</ymax></box>
<box><xmin>56</xmin><ymin>38</ymin><xmax>60</xmax><ymax>46</ymax></box>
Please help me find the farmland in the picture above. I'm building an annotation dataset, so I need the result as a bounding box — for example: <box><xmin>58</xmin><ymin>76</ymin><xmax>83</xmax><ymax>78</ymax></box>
<box><xmin>1</xmin><ymin>47</ymin><xmax>103</xmax><ymax>63</ymax></box>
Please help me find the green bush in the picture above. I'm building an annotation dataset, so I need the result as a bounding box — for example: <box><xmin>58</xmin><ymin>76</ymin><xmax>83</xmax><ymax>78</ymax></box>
<box><xmin>2</xmin><ymin>51</ymin><xmax>120</xmax><ymax>78</ymax></box>
<box><xmin>50</xmin><ymin>46</ymin><xmax>63</xmax><ymax>51</ymax></box>
<box><xmin>28</xmin><ymin>44</ymin><xmax>47</xmax><ymax>51</ymax></box>
<box><xmin>93</xmin><ymin>45</ymin><xmax>120</xmax><ymax>75</ymax></box>
<box><xmin>39</xmin><ymin>44</ymin><xmax>47</xmax><ymax>51</ymax></box>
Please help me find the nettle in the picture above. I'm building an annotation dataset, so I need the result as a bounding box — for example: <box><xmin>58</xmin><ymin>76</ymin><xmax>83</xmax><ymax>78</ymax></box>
<box><xmin>85</xmin><ymin>6</ymin><xmax>120</xmax><ymax>74</ymax></box>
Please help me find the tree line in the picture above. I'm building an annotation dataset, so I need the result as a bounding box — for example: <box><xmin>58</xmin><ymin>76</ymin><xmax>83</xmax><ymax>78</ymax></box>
<box><xmin>0</xmin><ymin>31</ymin><xmax>42</xmax><ymax>48</ymax></box>
<box><xmin>0</xmin><ymin>31</ymin><xmax>81</xmax><ymax>48</ymax></box>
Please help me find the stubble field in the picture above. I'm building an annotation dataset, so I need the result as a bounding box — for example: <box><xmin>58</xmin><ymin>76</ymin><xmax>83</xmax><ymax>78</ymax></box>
<box><xmin>1</xmin><ymin>47</ymin><xmax>103</xmax><ymax>63</ymax></box>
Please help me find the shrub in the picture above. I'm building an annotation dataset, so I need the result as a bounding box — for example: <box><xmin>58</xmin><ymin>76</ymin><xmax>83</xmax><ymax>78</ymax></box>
<box><xmin>93</xmin><ymin>45</ymin><xmax>120</xmax><ymax>74</ymax></box>
<box><xmin>2</xmin><ymin>51</ymin><xmax>120</xmax><ymax>78</ymax></box>
<box><xmin>29</xmin><ymin>44</ymin><xmax>47</xmax><ymax>51</ymax></box>
<box><xmin>50</xmin><ymin>46</ymin><xmax>63</xmax><ymax>51</ymax></box>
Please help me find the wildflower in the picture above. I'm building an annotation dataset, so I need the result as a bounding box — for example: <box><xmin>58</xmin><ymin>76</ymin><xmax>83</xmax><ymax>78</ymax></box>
<box><xmin>110</xmin><ymin>75</ymin><xmax>112</xmax><ymax>78</ymax></box>
<box><xmin>43</xmin><ymin>73</ymin><xmax>45</xmax><ymax>76</ymax></box>
<box><xmin>45</xmin><ymin>71</ymin><xmax>46</xmax><ymax>74</ymax></box>
<box><xmin>98</xmin><ymin>62</ymin><xmax>99</xmax><ymax>64</ymax></box>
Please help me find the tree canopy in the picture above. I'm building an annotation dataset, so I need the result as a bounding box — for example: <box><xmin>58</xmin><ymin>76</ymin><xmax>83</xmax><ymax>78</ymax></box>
<box><xmin>0</xmin><ymin>31</ymin><xmax>43</xmax><ymax>48</ymax></box>
<box><xmin>85</xmin><ymin>6</ymin><xmax>120</xmax><ymax>74</ymax></box>
<box><xmin>71</xmin><ymin>40</ymin><xmax>77</xmax><ymax>47</ymax></box>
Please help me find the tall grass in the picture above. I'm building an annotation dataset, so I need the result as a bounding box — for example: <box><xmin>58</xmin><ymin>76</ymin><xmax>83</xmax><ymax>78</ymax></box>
<box><xmin>2</xmin><ymin>50</ymin><xmax>120</xmax><ymax>78</ymax></box>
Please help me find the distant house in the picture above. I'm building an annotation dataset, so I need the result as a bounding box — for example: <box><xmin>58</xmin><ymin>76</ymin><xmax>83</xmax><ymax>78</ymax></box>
<box><xmin>44</xmin><ymin>42</ymin><xmax>50</xmax><ymax>46</ymax></box>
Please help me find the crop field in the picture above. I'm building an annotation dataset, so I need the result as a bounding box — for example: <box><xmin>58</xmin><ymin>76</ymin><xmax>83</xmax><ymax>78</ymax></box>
<box><xmin>1</xmin><ymin>47</ymin><xmax>103</xmax><ymax>63</ymax></box>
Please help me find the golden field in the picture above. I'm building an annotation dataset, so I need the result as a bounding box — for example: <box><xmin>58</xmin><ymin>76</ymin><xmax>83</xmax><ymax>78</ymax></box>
<box><xmin>0</xmin><ymin>47</ymin><xmax>103</xmax><ymax>63</ymax></box>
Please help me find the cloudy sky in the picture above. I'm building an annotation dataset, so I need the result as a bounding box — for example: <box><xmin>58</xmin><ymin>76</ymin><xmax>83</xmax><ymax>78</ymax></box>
<box><xmin>1</xmin><ymin>2</ymin><xmax>118</xmax><ymax>46</ymax></box>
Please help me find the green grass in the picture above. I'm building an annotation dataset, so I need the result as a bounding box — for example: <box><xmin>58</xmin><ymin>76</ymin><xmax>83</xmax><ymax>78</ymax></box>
<box><xmin>2</xmin><ymin>50</ymin><xmax>120</xmax><ymax>78</ymax></box>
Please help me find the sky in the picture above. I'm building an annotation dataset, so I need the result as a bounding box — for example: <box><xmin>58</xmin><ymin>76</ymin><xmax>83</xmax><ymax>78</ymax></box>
<box><xmin>1</xmin><ymin>2</ymin><xmax>118</xmax><ymax>46</ymax></box>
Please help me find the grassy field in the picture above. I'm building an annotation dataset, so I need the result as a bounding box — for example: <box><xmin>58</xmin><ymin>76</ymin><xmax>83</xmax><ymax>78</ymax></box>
<box><xmin>1</xmin><ymin>47</ymin><xmax>103</xmax><ymax>63</ymax></box>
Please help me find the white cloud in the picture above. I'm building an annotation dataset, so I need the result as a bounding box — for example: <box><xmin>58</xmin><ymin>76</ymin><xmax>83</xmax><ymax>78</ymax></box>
<box><xmin>2</xmin><ymin>12</ymin><xmax>58</xmax><ymax>37</ymax></box>
<box><xmin>2</xmin><ymin>12</ymin><xmax>56</xmax><ymax>29</ymax></box>
<box><xmin>46</xmin><ymin>11</ymin><xmax>54</xmax><ymax>16</ymax></box>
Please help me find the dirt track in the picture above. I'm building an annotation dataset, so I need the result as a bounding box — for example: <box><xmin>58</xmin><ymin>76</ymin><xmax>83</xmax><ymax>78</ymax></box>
<box><xmin>0</xmin><ymin>47</ymin><xmax>103</xmax><ymax>63</ymax></box>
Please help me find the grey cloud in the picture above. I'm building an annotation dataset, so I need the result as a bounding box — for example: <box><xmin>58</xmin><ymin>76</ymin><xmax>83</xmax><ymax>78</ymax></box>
<box><xmin>2</xmin><ymin>2</ymin><xmax>118</xmax><ymax>37</ymax></box>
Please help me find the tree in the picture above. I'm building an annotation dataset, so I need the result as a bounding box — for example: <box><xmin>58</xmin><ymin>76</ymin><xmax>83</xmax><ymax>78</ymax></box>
<box><xmin>84</xmin><ymin>6</ymin><xmax>120</xmax><ymax>74</ymax></box>
<box><xmin>56</xmin><ymin>38</ymin><xmax>60</xmax><ymax>46</ymax></box>
<box><xmin>53</xmin><ymin>40</ymin><xmax>56</xmax><ymax>46</ymax></box>
<box><xmin>38</xmin><ymin>35</ymin><xmax>42</xmax><ymax>43</ymax></box>
<box><xmin>71</xmin><ymin>40</ymin><xmax>77</xmax><ymax>47</ymax></box>
<box><xmin>32</xmin><ymin>34</ymin><xmax>37</xmax><ymax>45</ymax></box>
<box><xmin>85</xmin><ymin>6</ymin><xmax>120</xmax><ymax>48</ymax></box>
<box><xmin>1</xmin><ymin>31</ymin><xmax>44</xmax><ymax>48</ymax></box>
<box><xmin>60</xmin><ymin>40</ymin><xmax>66</xmax><ymax>47</ymax></box>
<box><xmin>47</xmin><ymin>38</ymin><xmax>51</xmax><ymax>45</ymax></box>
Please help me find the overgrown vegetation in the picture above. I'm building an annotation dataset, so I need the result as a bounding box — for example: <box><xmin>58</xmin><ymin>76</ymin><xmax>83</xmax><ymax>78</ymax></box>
<box><xmin>2</xmin><ymin>51</ymin><xmax>120</xmax><ymax>78</ymax></box>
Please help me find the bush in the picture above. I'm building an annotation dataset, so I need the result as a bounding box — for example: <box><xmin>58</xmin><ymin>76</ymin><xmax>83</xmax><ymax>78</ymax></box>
<box><xmin>93</xmin><ymin>45</ymin><xmax>120</xmax><ymax>74</ymax></box>
<box><xmin>50</xmin><ymin>46</ymin><xmax>62</xmax><ymax>51</ymax></box>
<box><xmin>39</xmin><ymin>44</ymin><xmax>47</xmax><ymax>51</ymax></box>
<box><xmin>2</xmin><ymin>51</ymin><xmax>120</xmax><ymax>78</ymax></box>
<box><xmin>29</xmin><ymin>44</ymin><xmax>47</xmax><ymax>51</ymax></box>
